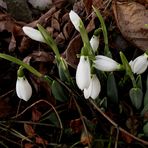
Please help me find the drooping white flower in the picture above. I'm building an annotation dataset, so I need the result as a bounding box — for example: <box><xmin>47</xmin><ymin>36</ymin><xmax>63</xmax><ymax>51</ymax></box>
<box><xmin>23</xmin><ymin>26</ymin><xmax>45</xmax><ymax>43</ymax></box>
<box><xmin>129</xmin><ymin>54</ymin><xmax>148</xmax><ymax>74</ymax></box>
<box><xmin>76</xmin><ymin>56</ymin><xmax>91</xmax><ymax>90</ymax></box>
<box><xmin>90</xmin><ymin>35</ymin><xmax>99</xmax><ymax>53</ymax></box>
<box><xmin>84</xmin><ymin>74</ymin><xmax>101</xmax><ymax>99</ymax></box>
<box><xmin>94</xmin><ymin>55</ymin><xmax>121</xmax><ymax>71</ymax></box>
<box><xmin>16</xmin><ymin>76</ymin><xmax>32</xmax><ymax>101</ymax></box>
<box><xmin>69</xmin><ymin>10</ymin><xmax>81</xmax><ymax>32</ymax></box>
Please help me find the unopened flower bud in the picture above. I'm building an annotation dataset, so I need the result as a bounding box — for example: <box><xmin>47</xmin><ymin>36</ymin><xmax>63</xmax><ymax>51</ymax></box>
<box><xmin>23</xmin><ymin>26</ymin><xmax>45</xmax><ymax>43</ymax></box>
<box><xmin>94</xmin><ymin>55</ymin><xmax>121</xmax><ymax>71</ymax></box>
<box><xmin>76</xmin><ymin>56</ymin><xmax>91</xmax><ymax>90</ymax></box>
<box><xmin>129</xmin><ymin>54</ymin><xmax>148</xmax><ymax>74</ymax></box>
<box><xmin>16</xmin><ymin>76</ymin><xmax>32</xmax><ymax>101</ymax></box>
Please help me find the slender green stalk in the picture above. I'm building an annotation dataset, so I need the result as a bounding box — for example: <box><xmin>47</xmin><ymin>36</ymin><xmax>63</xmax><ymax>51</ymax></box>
<box><xmin>0</xmin><ymin>53</ymin><xmax>43</xmax><ymax>78</ymax></box>
<box><xmin>92</xmin><ymin>6</ymin><xmax>111</xmax><ymax>57</ymax></box>
<box><xmin>79</xmin><ymin>21</ymin><xmax>93</xmax><ymax>56</ymax></box>
<box><xmin>120</xmin><ymin>52</ymin><xmax>136</xmax><ymax>88</ymax></box>
<box><xmin>37</xmin><ymin>24</ymin><xmax>61</xmax><ymax>60</ymax></box>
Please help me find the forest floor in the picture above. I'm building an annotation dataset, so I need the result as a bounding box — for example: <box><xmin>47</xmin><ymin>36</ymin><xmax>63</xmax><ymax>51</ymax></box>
<box><xmin>0</xmin><ymin>0</ymin><xmax>148</xmax><ymax>148</ymax></box>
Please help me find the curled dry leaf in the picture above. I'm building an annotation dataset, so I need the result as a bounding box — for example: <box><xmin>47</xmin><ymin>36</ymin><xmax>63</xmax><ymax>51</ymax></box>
<box><xmin>113</xmin><ymin>1</ymin><xmax>148</xmax><ymax>51</ymax></box>
<box><xmin>24</xmin><ymin>124</ymin><xmax>36</xmax><ymax>137</ymax></box>
<box><xmin>32</xmin><ymin>108</ymin><xmax>42</xmax><ymax>122</ymax></box>
<box><xmin>0</xmin><ymin>12</ymin><xmax>23</xmax><ymax>52</ymax></box>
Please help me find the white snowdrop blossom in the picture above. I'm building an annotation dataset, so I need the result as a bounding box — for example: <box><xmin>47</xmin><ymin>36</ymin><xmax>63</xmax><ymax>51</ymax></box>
<box><xmin>90</xmin><ymin>35</ymin><xmax>99</xmax><ymax>53</ymax></box>
<box><xmin>23</xmin><ymin>26</ymin><xmax>45</xmax><ymax>43</ymax></box>
<box><xmin>69</xmin><ymin>10</ymin><xmax>81</xmax><ymax>32</ymax></box>
<box><xmin>84</xmin><ymin>74</ymin><xmax>101</xmax><ymax>99</ymax></box>
<box><xmin>129</xmin><ymin>54</ymin><xmax>148</xmax><ymax>74</ymax></box>
<box><xmin>16</xmin><ymin>76</ymin><xmax>32</xmax><ymax>101</ymax></box>
<box><xmin>94</xmin><ymin>55</ymin><xmax>121</xmax><ymax>71</ymax></box>
<box><xmin>76</xmin><ymin>56</ymin><xmax>91</xmax><ymax>90</ymax></box>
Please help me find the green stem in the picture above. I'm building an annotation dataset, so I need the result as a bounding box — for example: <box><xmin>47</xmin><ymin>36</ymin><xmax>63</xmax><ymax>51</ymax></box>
<box><xmin>92</xmin><ymin>6</ymin><xmax>111</xmax><ymax>57</ymax></box>
<box><xmin>37</xmin><ymin>24</ymin><xmax>61</xmax><ymax>59</ymax></box>
<box><xmin>0</xmin><ymin>53</ymin><xmax>43</xmax><ymax>78</ymax></box>
<box><xmin>79</xmin><ymin>21</ymin><xmax>93</xmax><ymax>56</ymax></box>
<box><xmin>119</xmin><ymin>52</ymin><xmax>136</xmax><ymax>88</ymax></box>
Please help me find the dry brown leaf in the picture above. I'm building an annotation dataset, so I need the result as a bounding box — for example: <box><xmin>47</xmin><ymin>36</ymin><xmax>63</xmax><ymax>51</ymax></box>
<box><xmin>113</xmin><ymin>1</ymin><xmax>148</xmax><ymax>51</ymax></box>
<box><xmin>83</xmin><ymin>0</ymin><xmax>93</xmax><ymax>15</ymax></box>
<box><xmin>92</xmin><ymin>0</ymin><xmax>104</xmax><ymax>9</ymax></box>
<box><xmin>24</xmin><ymin>124</ymin><xmax>36</xmax><ymax>137</ymax></box>
<box><xmin>65</xmin><ymin>35</ymin><xmax>82</xmax><ymax>68</ymax></box>
<box><xmin>32</xmin><ymin>108</ymin><xmax>42</xmax><ymax>122</ymax></box>
<box><xmin>35</xmin><ymin>136</ymin><xmax>48</xmax><ymax>145</ymax></box>
<box><xmin>24</xmin><ymin>143</ymin><xmax>34</xmax><ymax>148</ymax></box>
<box><xmin>121</xmin><ymin>130</ymin><xmax>133</xmax><ymax>144</ymax></box>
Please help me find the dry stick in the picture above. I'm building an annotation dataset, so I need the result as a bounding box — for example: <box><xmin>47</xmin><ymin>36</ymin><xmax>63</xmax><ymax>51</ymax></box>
<box><xmin>16</xmin><ymin>99</ymin><xmax>22</xmax><ymax>117</ymax></box>
<box><xmin>73</xmin><ymin>96</ymin><xmax>92</xmax><ymax>148</ymax></box>
<box><xmin>115</xmin><ymin>127</ymin><xmax>119</xmax><ymax>148</ymax></box>
<box><xmin>0</xmin><ymin>89</ymin><xmax>14</xmax><ymax>99</ymax></box>
<box><xmin>89</xmin><ymin>99</ymin><xmax>148</xmax><ymax>145</ymax></box>
<box><xmin>0</xmin><ymin>135</ymin><xmax>21</xmax><ymax>146</ymax></box>
<box><xmin>11</xmin><ymin>99</ymin><xmax>63</xmax><ymax>143</ymax></box>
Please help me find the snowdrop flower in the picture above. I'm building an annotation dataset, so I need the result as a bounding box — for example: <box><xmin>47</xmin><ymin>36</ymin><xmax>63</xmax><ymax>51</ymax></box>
<box><xmin>23</xmin><ymin>26</ymin><xmax>45</xmax><ymax>43</ymax></box>
<box><xmin>84</xmin><ymin>74</ymin><xmax>101</xmax><ymax>99</ymax></box>
<box><xmin>69</xmin><ymin>10</ymin><xmax>81</xmax><ymax>32</ymax></box>
<box><xmin>129</xmin><ymin>54</ymin><xmax>148</xmax><ymax>74</ymax></box>
<box><xmin>90</xmin><ymin>35</ymin><xmax>99</xmax><ymax>53</ymax></box>
<box><xmin>76</xmin><ymin>56</ymin><xmax>91</xmax><ymax>90</ymax></box>
<box><xmin>16</xmin><ymin>76</ymin><xmax>32</xmax><ymax>101</ymax></box>
<box><xmin>94</xmin><ymin>55</ymin><xmax>121</xmax><ymax>71</ymax></box>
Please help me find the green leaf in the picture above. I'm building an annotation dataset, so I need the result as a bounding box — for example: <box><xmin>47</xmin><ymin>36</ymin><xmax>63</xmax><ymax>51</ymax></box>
<box><xmin>51</xmin><ymin>80</ymin><xmax>68</xmax><ymax>102</ymax></box>
<box><xmin>129</xmin><ymin>88</ymin><xmax>143</xmax><ymax>109</ymax></box>
<box><xmin>37</xmin><ymin>24</ymin><xmax>60</xmax><ymax>58</ymax></box>
<box><xmin>120</xmin><ymin>52</ymin><xmax>136</xmax><ymax>88</ymax></box>
<box><xmin>136</xmin><ymin>75</ymin><xmax>142</xmax><ymax>90</ymax></box>
<box><xmin>92</xmin><ymin>6</ymin><xmax>111</xmax><ymax>57</ymax></box>
<box><xmin>144</xmin><ymin>73</ymin><xmax>148</xmax><ymax>106</ymax></box>
<box><xmin>107</xmin><ymin>73</ymin><xmax>118</xmax><ymax>104</ymax></box>
<box><xmin>0</xmin><ymin>53</ymin><xmax>42</xmax><ymax>78</ymax></box>
<box><xmin>143</xmin><ymin>122</ymin><xmax>148</xmax><ymax>137</ymax></box>
<box><xmin>58</xmin><ymin>58</ymin><xmax>72</xmax><ymax>84</ymax></box>
<box><xmin>141</xmin><ymin>104</ymin><xmax>148</xmax><ymax>117</ymax></box>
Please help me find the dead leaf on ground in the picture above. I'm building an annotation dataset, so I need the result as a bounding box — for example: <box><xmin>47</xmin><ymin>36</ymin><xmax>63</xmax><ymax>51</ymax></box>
<box><xmin>121</xmin><ymin>130</ymin><xmax>133</xmax><ymax>144</ymax></box>
<box><xmin>0</xmin><ymin>12</ymin><xmax>23</xmax><ymax>52</ymax></box>
<box><xmin>35</xmin><ymin>136</ymin><xmax>48</xmax><ymax>145</ymax></box>
<box><xmin>24</xmin><ymin>124</ymin><xmax>36</xmax><ymax>137</ymax></box>
<box><xmin>32</xmin><ymin>108</ymin><xmax>42</xmax><ymax>122</ymax></box>
<box><xmin>24</xmin><ymin>143</ymin><xmax>34</xmax><ymax>148</ymax></box>
<box><xmin>113</xmin><ymin>1</ymin><xmax>148</xmax><ymax>51</ymax></box>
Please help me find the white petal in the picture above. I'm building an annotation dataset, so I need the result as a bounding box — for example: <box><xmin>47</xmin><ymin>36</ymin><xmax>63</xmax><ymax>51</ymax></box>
<box><xmin>90</xmin><ymin>35</ymin><xmax>99</xmax><ymax>52</ymax></box>
<box><xmin>84</xmin><ymin>75</ymin><xmax>101</xmax><ymax>99</ymax></box>
<box><xmin>16</xmin><ymin>77</ymin><xmax>32</xmax><ymax>101</ymax></box>
<box><xmin>84</xmin><ymin>82</ymin><xmax>92</xmax><ymax>99</ymax></box>
<box><xmin>23</xmin><ymin>26</ymin><xmax>45</xmax><ymax>43</ymax></box>
<box><xmin>76</xmin><ymin>56</ymin><xmax>91</xmax><ymax>90</ymax></box>
<box><xmin>69</xmin><ymin>10</ymin><xmax>81</xmax><ymax>32</ymax></box>
<box><xmin>94</xmin><ymin>55</ymin><xmax>120</xmax><ymax>71</ymax></box>
<box><xmin>90</xmin><ymin>75</ymin><xmax>101</xmax><ymax>99</ymax></box>
<box><xmin>132</xmin><ymin>54</ymin><xmax>148</xmax><ymax>74</ymax></box>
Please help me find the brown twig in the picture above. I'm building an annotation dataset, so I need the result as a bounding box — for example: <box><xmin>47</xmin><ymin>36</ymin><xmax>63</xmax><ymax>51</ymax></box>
<box><xmin>11</xmin><ymin>99</ymin><xmax>63</xmax><ymax>142</ymax></box>
<box><xmin>89</xmin><ymin>99</ymin><xmax>148</xmax><ymax>145</ymax></box>
<box><xmin>73</xmin><ymin>96</ymin><xmax>92</xmax><ymax>148</ymax></box>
